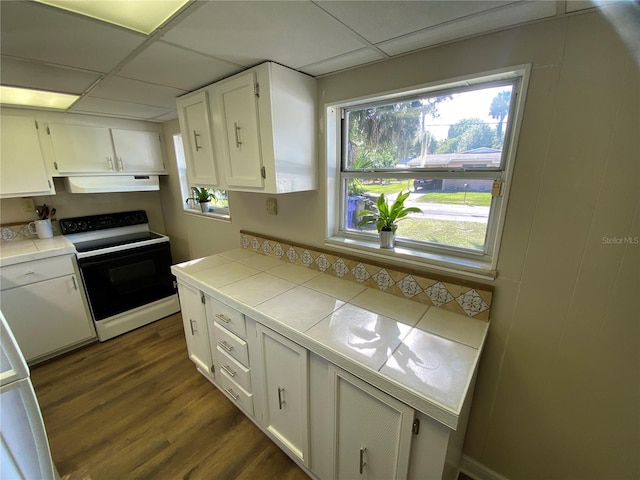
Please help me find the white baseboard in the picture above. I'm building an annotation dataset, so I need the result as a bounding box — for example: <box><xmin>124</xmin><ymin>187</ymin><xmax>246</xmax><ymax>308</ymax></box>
<box><xmin>460</xmin><ymin>455</ymin><xmax>510</xmax><ymax>480</ymax></box>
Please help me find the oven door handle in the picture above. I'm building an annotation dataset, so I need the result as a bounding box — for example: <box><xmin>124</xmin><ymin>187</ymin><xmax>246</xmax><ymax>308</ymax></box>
<box><xmin>76</xmin><ymin>242</ymin><xmax>169</xmax><ymax>267</ymax></box>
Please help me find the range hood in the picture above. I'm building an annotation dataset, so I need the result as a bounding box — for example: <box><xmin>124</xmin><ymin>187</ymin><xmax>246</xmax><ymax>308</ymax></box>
<box><xmin>64</xmin><ymin>175</ymin><xmax>160</xmax><ymax>194</ymax></box>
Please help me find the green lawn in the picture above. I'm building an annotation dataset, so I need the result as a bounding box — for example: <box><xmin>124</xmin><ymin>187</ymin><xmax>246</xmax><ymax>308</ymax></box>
<box><xmin>358</xmin><ymin>181</ymin><xmax>492</xmax><ymax>207</ymax></box>
<box><xmin>395</xmin><ymin>217</ymin><xmax>486</xmax><ymax>250</ymax></box>
<box><xmin>416</xmin><ymin>191</ymin><xmax>492</xmax><ymax>206</ymax></box>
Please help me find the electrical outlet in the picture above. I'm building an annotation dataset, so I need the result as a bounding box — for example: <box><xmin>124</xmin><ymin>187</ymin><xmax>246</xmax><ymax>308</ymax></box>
<box><xmin>266</xmin><ymin>197</ymin><xmax>278</xmax><ymax>215</ymax></box>
<box><xmin>22</xmin><ymin>198</ymin><xmax>35</xmax><ymax>213</ymax></box>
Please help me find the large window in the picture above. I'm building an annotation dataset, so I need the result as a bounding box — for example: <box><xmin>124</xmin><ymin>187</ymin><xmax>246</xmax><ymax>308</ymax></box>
<box><xmin>173</xmin><ymin>134</ymin><xmax>230</xmax><ymax>219</ymax></box>
<box><xmin>328</xmin><ymin>68</ymin><xmax>528</xmax><ymax>275</ymax></box>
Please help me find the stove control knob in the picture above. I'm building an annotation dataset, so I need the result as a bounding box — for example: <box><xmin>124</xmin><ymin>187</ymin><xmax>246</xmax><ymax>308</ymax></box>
<box><xmin>65</xmin><ymin>222</ymin><xmax>77</xmax><ymax>232</ymax></box>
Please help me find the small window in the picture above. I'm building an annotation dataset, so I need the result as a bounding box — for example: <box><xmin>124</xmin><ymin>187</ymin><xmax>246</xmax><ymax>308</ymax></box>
<box><xmin>173</xmin><ymin>134</ymin><xmax>230</xmax><ymax>219</ymax></box>
<box><xmin>329</xmin><ymin>68</ymin><xmax>528</xmax><ymax>274</ymax></box>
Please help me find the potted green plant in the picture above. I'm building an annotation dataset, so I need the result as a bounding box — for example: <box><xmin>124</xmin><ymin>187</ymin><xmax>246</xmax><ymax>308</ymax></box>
<box><xmin>357</xmin><ymin>190</ymin><xmax>421</xmax><ymax>248</ymax></box>
<box><xmin>189</xmin><ymin>187</ymin><xmax>211</xmax><ymax>212</ymax></box>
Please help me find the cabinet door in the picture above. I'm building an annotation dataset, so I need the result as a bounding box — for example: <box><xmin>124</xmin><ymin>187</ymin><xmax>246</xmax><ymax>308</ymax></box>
<box><xmin>177</xmin><ymin>283</ymin><xmax>212</xmax><ymax>377</ymax></box>
<box><xmin>0</xmin><ymin>275</ymin><xmax>95</xmax><ymax>363</ymax></box>
<box><xmin>177</xmin><ymin>91</ymin><xmax>220</xmax><ymax>186</ymax></box>
<box><xmin>217</xmin><ymin>72</ymin><xmax>264</xmax><ymax>188</ymax></box>
<box><xmin>256</xmin><ymin>324</ymin><xmax>309</xmax><ymax>464</ymax></box>
<box><xmin>0</xmin><ymin>116</ymin><xmax>54</xmax><ymax>197</ymax></box>
<box><xmin>48</xmin><ymin>123</ymin><xmax>115</xmax><ymax>173</ymax></box>
<box><xmin>111</xmin><ymin>129</ymin><xmax>165</xmax><ymax>173</ymax></box>
<box><xmin>329</xmin><ymin>365</ymin><xmax>414</xmax><ymax>480</ymax></box>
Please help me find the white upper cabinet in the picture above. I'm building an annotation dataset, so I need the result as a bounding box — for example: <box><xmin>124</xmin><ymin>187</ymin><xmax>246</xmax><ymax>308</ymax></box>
<box><xmin>176</xmin><ymin>90</ymin><xmax>222</xmax><ymax>187</ymax></box>
<box><xmin>216</xmin><ymin>71</ymin><xmax>263</xmax><ymax>189</ymax></box>
<box><xmin>110</xmin><ymin>129</ymin><xmax>165</xmax><ymax>173</ymax></box>
<box><xmin>211</xmin><ymin>62</ymin><xmax>317</xmax><ymax>193</ymax></box>
<box><xmin>48</xmin><ymin>123</ymin><xmax>165</xmax><ymax>175</ymax></box>
<box><xmin>0</xmin><ymin>115</ymin><xmax>55</xmax><ymax>198</ymax></box>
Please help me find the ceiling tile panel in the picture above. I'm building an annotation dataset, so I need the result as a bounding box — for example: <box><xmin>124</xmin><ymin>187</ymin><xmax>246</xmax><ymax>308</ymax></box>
<box><xmin>116</xmin><ymin>42</ymin><xmax>244</xmax><ymax>91</ymax></box>
<box><xmin>70</xmin><ymin>97</ymin><xmax>173</xmax><ymax>121</ymax></box>
<box><xmin>377</xmin><ymin>0</ymin><xmax>558</xmax><ymax>56</ymax></box>
<box><xmin>87</xmin><ymin>76</ymin><xmax>186</xmax><ymax>109</ymax></box>
<box><xmin>0</xmin><ymin>56</ymin><xmax>101</xmax><ymax>94</ymax></box>
<box><xmin>0</xmin><ymin>1</ymin><xmax>146</xmax><ymax>73</ymax></box>
<box><xmin>298</xmin><ymin>48</ymin><xmax>386</xmax><ymax>77</ymax></box>
<box><xmin>161</xmin><ymin>1</ymin><xmax>368</xmax><ymax>68</ymax></box>
<box><xmin>316</xmin><ymin>1</ymin><xmax>517</xmax><ymax>44</ymax></box>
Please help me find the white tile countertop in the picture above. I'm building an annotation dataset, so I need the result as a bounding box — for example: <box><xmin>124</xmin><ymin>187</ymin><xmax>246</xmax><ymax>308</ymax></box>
<box><xmin>0</xmin><ymin>237</ymin><xmax>76</xmax><ymax>267</ymax></box>
<box><xmin>172</xmin><ymin>248</ymin><xmax>489</xmax><ymax>429</ymax></box>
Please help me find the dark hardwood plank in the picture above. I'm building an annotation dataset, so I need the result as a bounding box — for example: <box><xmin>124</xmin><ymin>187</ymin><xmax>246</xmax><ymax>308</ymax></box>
<box><xmin>30</xmin><ymin>313</ymin><xmax>309</xmax><ymax>480</ymax></box>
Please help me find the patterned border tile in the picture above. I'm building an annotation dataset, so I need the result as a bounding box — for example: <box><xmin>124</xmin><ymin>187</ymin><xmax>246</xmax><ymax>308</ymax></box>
<box><xmin>239</xmin><ymin>232</ymin><xmax>492</xmax><ymax>319</ymax></box>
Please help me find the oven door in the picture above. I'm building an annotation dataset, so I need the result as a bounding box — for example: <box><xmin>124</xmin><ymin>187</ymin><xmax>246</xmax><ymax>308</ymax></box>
<box><xmin>77</xmin><ymin>242</ymin><xmax>176</xmax><ymax>321</ymax></box>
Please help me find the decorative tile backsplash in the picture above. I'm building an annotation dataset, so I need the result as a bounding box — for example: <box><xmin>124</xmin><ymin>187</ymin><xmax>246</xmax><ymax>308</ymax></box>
<box><xmin>0</xmin><ymin>222</ymin><xmax>61</xmax><ymax>244</ymax></box>
<box><xmin>240</xmin><ymin>231</ymin><xmax>492</xmax><ymax>320</ymax></box>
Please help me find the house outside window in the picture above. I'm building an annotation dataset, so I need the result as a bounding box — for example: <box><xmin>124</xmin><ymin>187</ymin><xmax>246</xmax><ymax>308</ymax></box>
<box><xmin>173</xmin><ymin>134</ymin><xmax>230</xmax><ymax>220</ymax></box>
<box><xmin>327</xmin><ymin>67</ymin><xmax>529</xmax><ymax>276</ymax></box>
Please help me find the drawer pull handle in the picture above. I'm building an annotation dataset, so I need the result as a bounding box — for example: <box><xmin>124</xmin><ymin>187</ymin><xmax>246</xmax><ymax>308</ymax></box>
<box><xmin>189</xmin><ymin>319</ymin><xmax>197</xmax><ymax>335</ymax></box>
<box><xmin>24</xmin><ymin>271</ymin><xmax>35</xmax><ymax>276</ymax></box>
<box><xmin>215</xmin><ymin>313</ymin><xmax>231</xmax><ymax>324</ymax></box>
<box><xmin>218</xmin><ymin>340</ymin><xmax>233</xmax><ymax>352</ymax></box>
<box><xmin>221</xmin><ymin>364</ymin><xmax>236</xmax><ymax>377</ymax></box>
<box><xmin>223</xmin><ymin>387</ymin><xmax>239</xmax><ymax>401</ymax></box>
<box><xmin>71</xmin><ymin>276</ymin><xmax>78</xmax><ymax>291</ymax></box>
<box><xmin>193</xmin><ymin>130</ymin><xmax>202</xmax><ymax>151</ymax></box>
<box><xmin>234</xmin><ymin>122</ymin><xmax>242</xmax><ymax>148</ymax></box>
<box><xmin>277</xmin><ymin>386</ymin><xmax>285</xmax><ymax>410</ymax></box>
<box><xmin>359</xmin><ymin>447</ymin><xmax>367</xmax><ymax>474</ymax></box>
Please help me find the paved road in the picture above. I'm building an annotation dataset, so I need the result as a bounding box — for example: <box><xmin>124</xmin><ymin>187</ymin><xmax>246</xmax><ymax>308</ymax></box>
<box><xmin>401</xmin><ymin>193</ymin><xmax>490</xmax><ymax>223</ymax></box>
<box><xmin>356</xmin><ymin>192</ymin><xmax>490</xmax><ymax>224</ymax></box>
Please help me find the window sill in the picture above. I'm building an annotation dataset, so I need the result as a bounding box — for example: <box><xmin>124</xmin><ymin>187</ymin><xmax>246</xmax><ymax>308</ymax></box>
<box><xmin>183</xmin><ymin>208</ymin><xmax>231</xmax><ymax>223</ymax></box>
<box><xmin>325</xmin><ymin>235</ymin><xmax>497</xmax><ymax>281</ymax></box>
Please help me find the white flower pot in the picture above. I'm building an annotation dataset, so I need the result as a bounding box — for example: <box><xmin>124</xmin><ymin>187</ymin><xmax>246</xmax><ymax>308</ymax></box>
<box><xmin>199</xmin><ymin>201</ymin><xmax>210</xmax><ymax>213</ymax></box>
<box><xmin>379</xmin><ymin>230</ymin><xmax>395</xmax><ymax>249</ymax></box>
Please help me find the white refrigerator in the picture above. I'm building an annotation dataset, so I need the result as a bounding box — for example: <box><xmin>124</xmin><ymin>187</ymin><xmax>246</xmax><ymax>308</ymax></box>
<box><xmin>0</xmin><ymin>310</ymin><xmax>57</xmax><ymax>479</ymax></box>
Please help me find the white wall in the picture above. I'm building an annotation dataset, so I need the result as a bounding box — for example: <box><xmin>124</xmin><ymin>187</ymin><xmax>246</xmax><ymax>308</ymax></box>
<box><xmin>160</xmin><ymin>6</ymin><xmax>639</xmax><ymax>478</ymax></box>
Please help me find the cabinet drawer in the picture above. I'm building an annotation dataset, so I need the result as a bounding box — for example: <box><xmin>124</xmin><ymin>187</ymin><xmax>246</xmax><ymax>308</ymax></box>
<box><xmin>209</xmin><ymin>298</ymin><xmax>246</xmax><ymax>338</ymax></box>
<box><xmin>217</xmin><ymin>346</ymin><xmax>252</xmax><ymax>393</ymax></box>
<box><xmin>1</xmin><ymin>255</ymin><xmax>75</xmax><ymax>290</ymax></box>
<box><xmin>219</xmin><ymin>369</ymin><xmax>254</xmax><ymax>416</ymax></box>
<box><xmin>214</xmin><ymin>322</ymin><xmax>249</xmax><ymax>367</ymax></box>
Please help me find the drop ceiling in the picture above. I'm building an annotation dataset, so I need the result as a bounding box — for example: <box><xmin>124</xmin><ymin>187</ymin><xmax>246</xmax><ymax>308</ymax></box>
<box><xmin>0</xmin><ymin>0</ymin><xmax>600</xmax><ymax>122</ymax></box>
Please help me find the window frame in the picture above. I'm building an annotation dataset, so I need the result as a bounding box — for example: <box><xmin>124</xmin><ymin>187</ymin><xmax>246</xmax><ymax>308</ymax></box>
<box><xmin>173</xmin><ymin>134</ymin><xmax>231</xmax><ymax>222</ymax></box>
<box><xmin>325</xmin><ymin>66</ymin><xmax>530</xmax><ymax>279</ymax></box>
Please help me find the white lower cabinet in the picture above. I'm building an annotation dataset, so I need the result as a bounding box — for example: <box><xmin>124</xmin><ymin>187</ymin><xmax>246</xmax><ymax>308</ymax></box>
<box><xmin>253</xmin><ymin>324</ymin><xmax>309</xmax><ymax>466</ymax></box>
<box><xmin>206</xmin><ymin>296</ymin><xmax>255</xmax><ymax>417</ymax></box>
<box><xmin>174</xmin><ymin>283</ymin><xmax>464</xmax><ymax>480</ymax></box>
<box><xmin>0</xmin><ymin>255</ymin><xmax>94</xmax><ymax>364</ymax></box>
<box><xmin>177</xmin><ymin>283</ymin><xmax>212</xmax><ymax>378</ymax></box>
<box><xmin>328</xmin><ymin>365</ymin><xmax>414</xmax><ymax>480</ymax></box>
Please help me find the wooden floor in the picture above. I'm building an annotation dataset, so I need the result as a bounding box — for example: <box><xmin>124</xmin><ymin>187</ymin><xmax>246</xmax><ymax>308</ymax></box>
<box><xmin>30</xmin><ymin>313</ymin><xmax>309</xmax><ymax>480</ymax></box>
